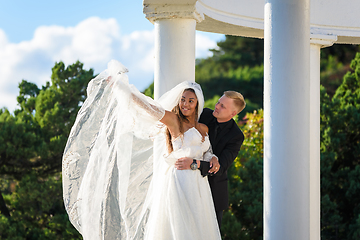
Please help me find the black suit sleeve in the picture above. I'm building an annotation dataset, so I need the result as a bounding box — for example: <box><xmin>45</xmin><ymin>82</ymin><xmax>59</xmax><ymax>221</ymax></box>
<box><xmin>199</xmin><ymin>161</ymin><xmax>211</xmax><ymax>177</ymax></box>
<box><xmin>199</xmin><ymin>131</ymin><xmax>244</xmax><ymax>177</ymax></box>
<box><xmin>198</xmin><ymin>108</ymin><xmax>213</xmax><ymax>176</ymax></box>
<box><xmin>214</xmin><ymin>132</ymin><xmax>244</xmax><ymax>176</ymax></box>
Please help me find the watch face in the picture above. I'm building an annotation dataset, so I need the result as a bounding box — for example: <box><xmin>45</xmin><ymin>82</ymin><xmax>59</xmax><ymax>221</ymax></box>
<box><xmin>190</xmin><ymin>163</ymin><xmax>197</xmax><ymax>170</ymax></box>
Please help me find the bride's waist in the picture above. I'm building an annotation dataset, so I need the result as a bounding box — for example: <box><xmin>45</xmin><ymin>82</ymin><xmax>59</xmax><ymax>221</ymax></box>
<box><xmin>164</xmin><ymin>154</ymin><xmax>202</xmax><ymax>166</ymax></box>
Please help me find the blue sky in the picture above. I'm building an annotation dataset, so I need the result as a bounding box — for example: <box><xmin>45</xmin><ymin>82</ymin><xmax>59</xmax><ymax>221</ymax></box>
<box><xmin>0</xmin><ymin>0</ymin><xmax>224</xmax><ymax>111</ymax></box>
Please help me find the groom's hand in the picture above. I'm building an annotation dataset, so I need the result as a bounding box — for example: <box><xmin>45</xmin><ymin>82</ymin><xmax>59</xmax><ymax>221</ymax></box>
<box><xmin>175</xmin><ymin>157</ymin><xmax>197</xmax><ymax>170</ymax></box>
<box><xmin>208</xmin><ymin>156</ymin><xmax>220</xmax><ymax>174</ymax></box>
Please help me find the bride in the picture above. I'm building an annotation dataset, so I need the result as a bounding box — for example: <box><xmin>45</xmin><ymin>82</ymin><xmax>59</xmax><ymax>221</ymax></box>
<box><xmin>62</xmin><ymin>60</ymin><xmax>221</xmax><ymax>240</ymax></box>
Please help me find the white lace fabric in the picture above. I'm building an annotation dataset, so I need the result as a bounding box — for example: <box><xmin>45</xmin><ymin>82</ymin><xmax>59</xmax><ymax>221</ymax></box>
<box><xmin>62</xmin><ymin>60</ymin><xmax>220</xmax><ymax>240</ymax></box>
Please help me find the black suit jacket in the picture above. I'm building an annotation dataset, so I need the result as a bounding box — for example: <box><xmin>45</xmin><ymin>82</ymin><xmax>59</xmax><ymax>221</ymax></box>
<box><xmin>199</xmin><ymin>108</ymin><xmax>244</xmax><ymax>211</ymax></box>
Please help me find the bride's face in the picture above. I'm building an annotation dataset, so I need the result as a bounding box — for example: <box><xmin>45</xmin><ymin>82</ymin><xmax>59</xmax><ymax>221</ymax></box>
<box><xmin>179</xmin><ymin>90</ymin><xmax>198</xmax><ymax>117</ymax></box>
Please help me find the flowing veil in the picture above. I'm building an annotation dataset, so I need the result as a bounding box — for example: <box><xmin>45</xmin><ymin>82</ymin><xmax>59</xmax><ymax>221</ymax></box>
<box><xmin>62</xmin><ymin>60</ymin><xmax>204</xmax><ymax>239</ymax></box>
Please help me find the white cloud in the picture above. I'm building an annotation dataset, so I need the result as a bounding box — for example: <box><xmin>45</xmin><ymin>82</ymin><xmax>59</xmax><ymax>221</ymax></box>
<box><xmin>0</xmin><ymin>17</ymin><xmax>220</xmax><ymax>112</ymax></box>
<box><xmin>119</xmin><ymin>30</ymin><xmax>155</xmax><ymax>80</ymax></box>
<box><xmin>196</xmin><ymin>32</ymin><xmax>219</xmax><ymax>58</ymax></box>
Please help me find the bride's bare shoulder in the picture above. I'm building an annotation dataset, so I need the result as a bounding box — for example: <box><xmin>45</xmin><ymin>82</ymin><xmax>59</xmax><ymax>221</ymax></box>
<box><xmin>197</xmin><ymin>123</ymin><xmax>209</xmax><ymax>136</ymax></box>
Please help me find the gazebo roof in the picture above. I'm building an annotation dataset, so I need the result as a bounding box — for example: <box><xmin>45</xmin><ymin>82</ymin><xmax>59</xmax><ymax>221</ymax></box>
<box><xmin>144</xmin><ymin>0</ymin><xmax>360</xmax><ymax>44</ymax></box>
<box><xmin>197</xmin><ymin>0</ymin><xmax>360</xmax><ymax>44</ymax></box>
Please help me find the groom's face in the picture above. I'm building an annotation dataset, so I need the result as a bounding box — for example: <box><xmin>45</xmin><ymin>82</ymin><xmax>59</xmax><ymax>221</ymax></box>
<box><xmin>212</xmin><ymin>95</ymin><xmax>236</xmax><ymax>123</ymax></box>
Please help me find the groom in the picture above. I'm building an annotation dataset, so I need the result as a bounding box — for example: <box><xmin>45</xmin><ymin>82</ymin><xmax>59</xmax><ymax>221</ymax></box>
<box><xmin>175</xmin><ymin>90</ymin><xmax>245</xmax><ymax>228</ymax></box>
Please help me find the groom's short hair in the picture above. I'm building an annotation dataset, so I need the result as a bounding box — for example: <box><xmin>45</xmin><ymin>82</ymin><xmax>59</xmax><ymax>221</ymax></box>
<box><xmin>224</xmin><ymin>91</ymin><xmax>246</xmax><ymax>114</ymax></box>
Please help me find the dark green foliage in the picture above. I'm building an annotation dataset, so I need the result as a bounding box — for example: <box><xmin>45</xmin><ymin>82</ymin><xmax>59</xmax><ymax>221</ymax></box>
<box><xmin>320</xmin><ymin>44</ymin><xmax>360</xmax><ymax>97</ymax></box>
<box><xmin>222</xmin><ymin>110</ymin><xmax>264</xmax><ymax>240</ymax></box>
<box><xmin>0</xmin><ymin>61</ymin><xmax>94</xmax><ymax>179</ymax></box>
<box><xmin>0</xmin><ymin>173</ymin><xmax>81</xmax><ymax>239</ymax></box>
<box><xmin>195</xmin><ymin>36</ymin><xmax>264</xmax><ymax>114</ymax></box>
<box><xmin>322</xmin><ymin>44</ymin><xmax>359</xmax><ymax>64</ymax></box>
<box><xmin>208</xmin><ymin>35</ymin><xmax>264</xmax><ymax>70</ymax></box>
<box><xmin>320</xmin><ymin>52</ymin><xmax>360</xmax><ymax>239</ymax></box>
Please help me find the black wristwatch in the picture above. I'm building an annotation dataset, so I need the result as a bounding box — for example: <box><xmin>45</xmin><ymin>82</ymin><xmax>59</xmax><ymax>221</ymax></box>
<box><xmin>190</xmin><ymin>159</ymin><xmax>198</xmax><ymax>170</ymax></box>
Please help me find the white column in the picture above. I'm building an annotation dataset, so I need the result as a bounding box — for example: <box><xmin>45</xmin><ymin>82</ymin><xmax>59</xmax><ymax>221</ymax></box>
<box><xmin>144</xmin><ymin>4</ymin><xmax>203</xmax><ymax>99</ymax></box>
<box><xmin>309</xmin><ymin>34</ymin><xmax>337</xmax><ymax>240</ymax></box>
<box><xmin>153</xmin><ymin>19</ymin><xmax>196</xmax><ymax>99</ymax></box>
<box><xmin>264</xmin><ymin>0</ymin><xmax>310</xmax><ymax>239</ymax></box>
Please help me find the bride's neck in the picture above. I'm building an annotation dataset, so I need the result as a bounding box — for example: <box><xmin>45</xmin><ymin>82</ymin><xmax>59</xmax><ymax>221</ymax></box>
<box><xmin>185</xmin><ymin>115</ymin><xmax>196</xmax><ymax>125</ymax></box>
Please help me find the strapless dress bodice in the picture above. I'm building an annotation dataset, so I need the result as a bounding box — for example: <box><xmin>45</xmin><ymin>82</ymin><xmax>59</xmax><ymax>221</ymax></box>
<box><xmin>170</xmin><ymin>127</ymin><xmax>210</xmax><ymax>161</ymax></box>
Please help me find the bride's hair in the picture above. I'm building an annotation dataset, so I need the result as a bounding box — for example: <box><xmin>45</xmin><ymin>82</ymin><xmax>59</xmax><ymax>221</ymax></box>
<box><xmin>166</xmin><ymin>88</ymin><xmax>199</xmax><ymax>153</ymax></box>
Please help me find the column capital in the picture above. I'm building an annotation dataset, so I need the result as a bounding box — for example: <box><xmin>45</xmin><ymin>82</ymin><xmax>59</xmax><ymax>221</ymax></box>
<box><xmin>143</xmin><ymin>3</ymin><xmax>204</xmax><ymax>23</ymax></box>
<box><xmin>310</xmin><ymin>34</ymin><xmax>337</xmax><ymax>48</ymax></box>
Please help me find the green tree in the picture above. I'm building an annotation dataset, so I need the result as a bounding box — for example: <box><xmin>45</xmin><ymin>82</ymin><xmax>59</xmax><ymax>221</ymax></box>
<box><xmin>320</xmin><ymin>52</ymin><xmax>360</xmax><ymax>239</ymax></box>
<box><xmin>0</xmin><ymin>61</ymin><xmax>93</xmax><ymax>239</ymax></box>
<box><xmin>203</xmin><ymin>35</ymin><xmax>264</xmax><ymax>71</ymax></box>
<box><xmin>0</xmin><ymin>61</ymin><xmax>94</xmax><ymax>179</ymax></box>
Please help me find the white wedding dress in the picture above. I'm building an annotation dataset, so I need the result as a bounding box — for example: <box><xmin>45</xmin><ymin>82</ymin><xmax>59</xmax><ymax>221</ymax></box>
<box><xmin>145</xmin><ymin>127</ymin><xmax>221</xmax><ymax>240</ymax></box>
<box><xmin>62</xmin><ymin>60</ymin><xmax>221</xmax><ymax>240</ymax></box>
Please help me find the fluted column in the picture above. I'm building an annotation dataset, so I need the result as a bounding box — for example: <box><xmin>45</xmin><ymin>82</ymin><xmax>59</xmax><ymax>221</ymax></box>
<box><xmin>309</xmin><ymin>34</ymin><xmax>337</xmax><ymax>240</ymax></box>
<box><xmin>264</xmin><ymin>0</ymin><xmax>310</xmax><ymax>239</ymax></box>
<box><xmin>144</xmin><ymin>4</ymin><xmax>204</xmax><ymax>99</ymax></box>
